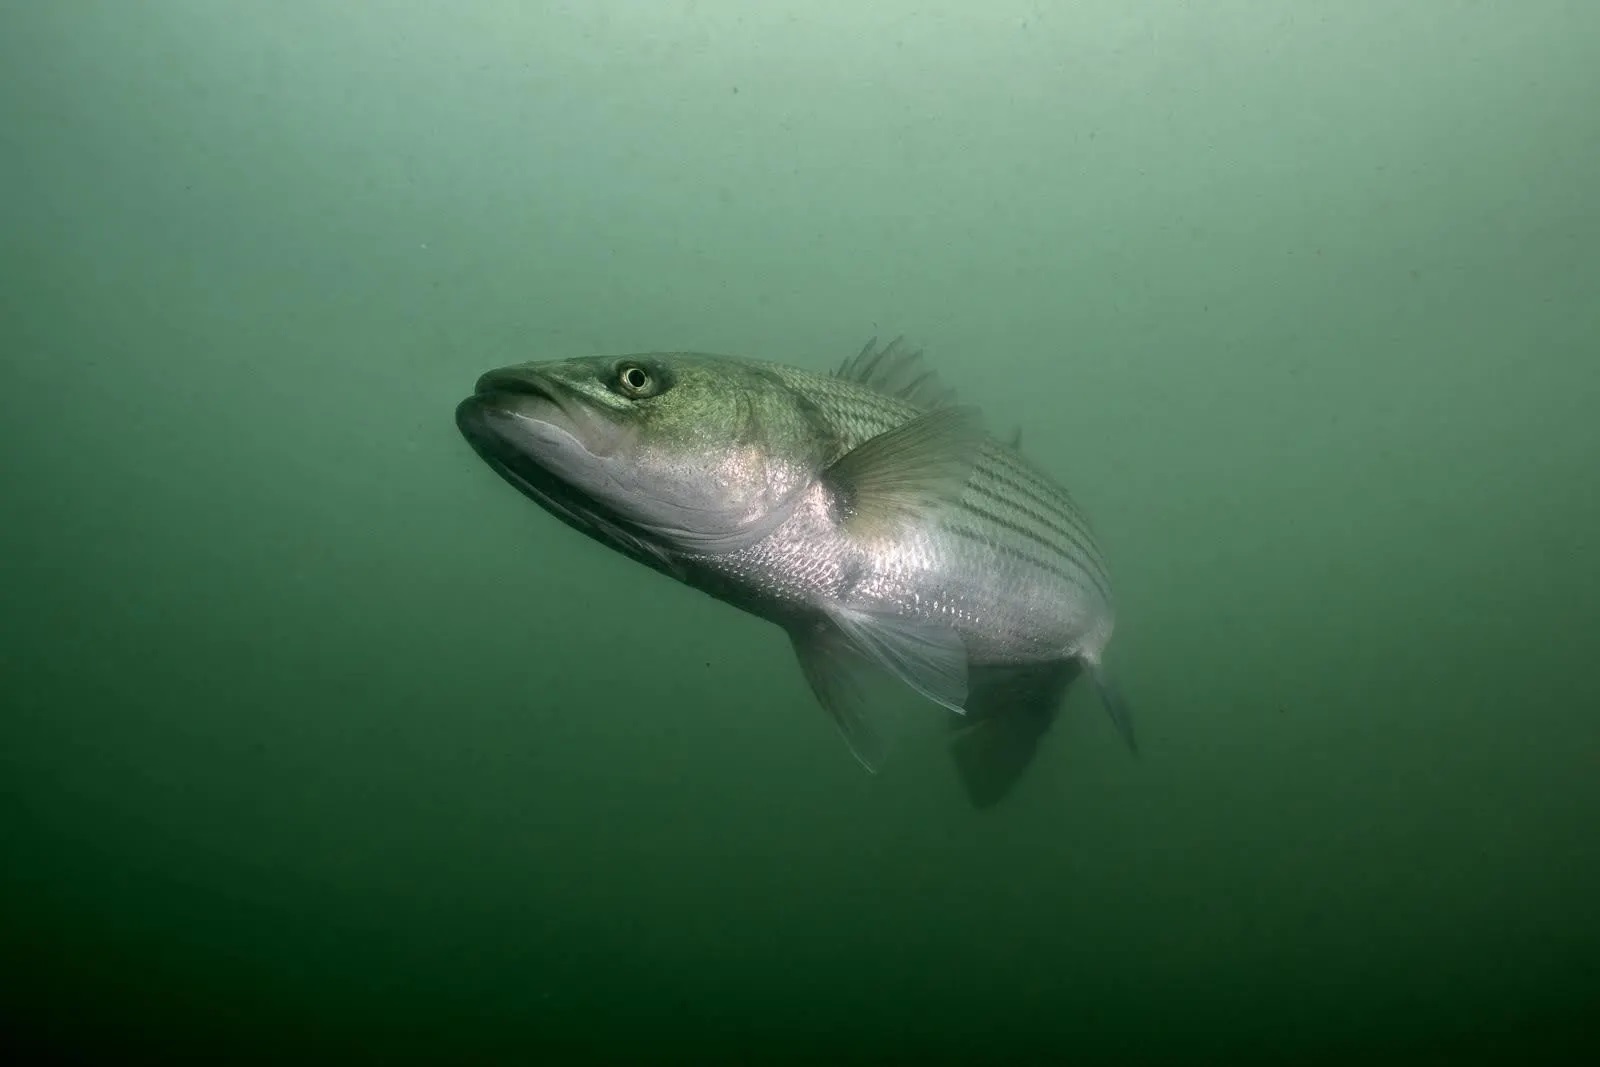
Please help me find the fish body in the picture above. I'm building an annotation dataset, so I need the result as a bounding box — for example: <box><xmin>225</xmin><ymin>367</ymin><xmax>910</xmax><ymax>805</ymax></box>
<box><xmin>456</xmin><ymin>339</ymin><xmax>1133</xmax><ymax>805</ymax></box>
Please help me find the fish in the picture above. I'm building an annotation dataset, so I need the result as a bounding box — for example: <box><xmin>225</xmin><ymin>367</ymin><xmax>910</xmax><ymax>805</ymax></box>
<box><xmin>455</xmin><ymin>337</ymin><xmax>1135</xmax><ymax>806</ymax></box>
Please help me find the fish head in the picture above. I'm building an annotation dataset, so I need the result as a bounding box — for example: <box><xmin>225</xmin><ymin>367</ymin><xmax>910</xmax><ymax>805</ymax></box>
<box><xmin>456</xmin><ymin>354</ymin><xmax>829</xmax><ymax>557</ymax></box>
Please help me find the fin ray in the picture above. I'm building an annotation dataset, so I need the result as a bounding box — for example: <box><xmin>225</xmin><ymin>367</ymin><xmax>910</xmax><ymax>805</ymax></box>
<box><xmin>948</xmin><ymin>661</ymin><xmax>1078</xmax><ymax>808</ymax></box>
<box><xmin>833</xmin><ymin>336</ymin><xmax>961</xmax><ymax>410</ymax></box>
<box><xmin>1091</xmin><ymin>662</ymin><xmax>1139</xmax><ymax>755</ymax></box>
<box><xmin>828</xmin><ymin>605</ymin><xmax>969</xmax><ymax>714</ymax></box>
<box><xmin>790</xmin><ymin>621</ymin><xmax>895</xmax><ymax>771</ymax></box>
<box><xmin>823</xmin><ymin>406</ymin><xmax>986</xmax><ymax>538</ymax></box>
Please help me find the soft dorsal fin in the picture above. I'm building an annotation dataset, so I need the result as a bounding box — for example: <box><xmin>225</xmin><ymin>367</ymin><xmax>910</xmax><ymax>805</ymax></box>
<box><xmin>833</xmin><ymin>336</ymin><xmax>961</xmax><ymax>410</ymax></box>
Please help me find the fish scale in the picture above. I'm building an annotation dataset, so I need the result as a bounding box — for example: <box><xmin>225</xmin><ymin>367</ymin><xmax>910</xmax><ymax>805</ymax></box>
<box><xmin>767</xmin><ymin>361</ymin><xmax>1115</xmax><ymax>645</ymax></box>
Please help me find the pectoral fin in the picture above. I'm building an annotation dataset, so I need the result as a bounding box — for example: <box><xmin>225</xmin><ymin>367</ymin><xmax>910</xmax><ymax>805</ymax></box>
<box><xmin>822</xmin><ymin>407</ymin><xmax>986</xmax><ymax>539</ymax></box>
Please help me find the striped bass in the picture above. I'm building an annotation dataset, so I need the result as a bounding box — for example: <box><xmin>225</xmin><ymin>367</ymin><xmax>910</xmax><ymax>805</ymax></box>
<box><xmin>455</xmin><ymin>338</ymin><xmax>1135</xmax><ymax>806</ymax></box>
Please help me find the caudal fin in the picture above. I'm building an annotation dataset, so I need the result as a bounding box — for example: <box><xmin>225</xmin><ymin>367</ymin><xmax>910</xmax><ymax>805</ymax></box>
<box><xmin>1091</xmin><ymin>662</ymin><xmax>1139</xmax><ymax>755</ymax></box>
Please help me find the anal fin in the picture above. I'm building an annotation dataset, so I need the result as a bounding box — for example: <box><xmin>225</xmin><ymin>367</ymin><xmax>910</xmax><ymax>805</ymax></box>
<box><xmin>948</xmin><ymin>661</ymin><xmax>1081</xmax><ymax>808</ymax></box>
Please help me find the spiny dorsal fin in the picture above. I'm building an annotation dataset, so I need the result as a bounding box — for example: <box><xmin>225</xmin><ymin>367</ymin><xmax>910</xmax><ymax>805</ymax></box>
<box><xmin>1007</xmin><ymin>426</ymin><xmax>1023</xmax><ymax>453</ymax></box>
<box><xmin>833</xmin><ymin>336</ymin><xmax>961</xmax><ymax>410</ymax></box>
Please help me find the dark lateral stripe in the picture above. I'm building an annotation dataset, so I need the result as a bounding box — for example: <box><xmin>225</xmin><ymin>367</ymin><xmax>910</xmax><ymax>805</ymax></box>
<box><xmin>967</xmin><ymin>475</ymin><xmax>1104</xmax><ymax>574</ymax></box>
<box><xmin>980</xmin><ymin>450</ymin><xmax>1102</xmax><ymax>559</ymax></box>
<box><xmin>952</xmin><ymin>497</ymin><xmax>1113</xmax><ymax>605</ymax></box>
<box><xmin>829</xmin><ymin>405</ymin><xmax>1102</xmax><ymax>553</ymax></box>
<box><xmin>983</xmin><ymin>440</ymin><xmax>1092</xmax><ymax>518</ymax></box>
<box><xmin>942</xmin><ymin>521</ymin><xmax>1104</xmax><ymax>602</ymax></box>
<box><xmin>963</xmin><ymin>478</ymin><xmax>1108</xmax><ymax>584</ymax></box>
<box><xmin>813</xmin><ymin>389</ymin><xmax>1108</xmax><ymax>580</ymax></box>
<box><xmin>819</xmin><ymin>398</ymin><xmax>1109</xmax><ymax>581</ymax></box>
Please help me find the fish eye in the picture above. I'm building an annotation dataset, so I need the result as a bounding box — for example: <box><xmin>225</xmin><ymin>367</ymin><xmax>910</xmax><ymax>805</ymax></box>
<box><xmin>613</xmin><ymin>362</ymin><xmax>661</xmax><ymax>399</ymax></box>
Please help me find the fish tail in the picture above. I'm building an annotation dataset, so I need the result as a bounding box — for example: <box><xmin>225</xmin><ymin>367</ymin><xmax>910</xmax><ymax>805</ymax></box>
<box><xmin>1089</xmin><ymin>659</ymin><xmax>1139</xmax><ymax>756</ymax></box>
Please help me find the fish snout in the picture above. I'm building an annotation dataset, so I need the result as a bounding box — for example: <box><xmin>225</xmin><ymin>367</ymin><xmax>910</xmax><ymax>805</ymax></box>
<box><xmin>457</xmin><ymin>364</ymin><xmax>621</xmax><ymax>465</ymax></box>
<box><xmin>474</xmin><ymin>366</ymin><xmax>556</xmax><ymax>400</ymax></box>
<box><xmin>457</xmin><ymin>367</ymin><xmax>562</xmax><ymax>452</ymax></box>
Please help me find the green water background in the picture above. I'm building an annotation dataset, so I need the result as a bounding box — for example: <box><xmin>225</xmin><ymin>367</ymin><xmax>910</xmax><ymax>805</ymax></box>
<box><xmin>3</xmin><ymin>1</ymin><xmax>1597</xmax><ymax>1062</ymax></box>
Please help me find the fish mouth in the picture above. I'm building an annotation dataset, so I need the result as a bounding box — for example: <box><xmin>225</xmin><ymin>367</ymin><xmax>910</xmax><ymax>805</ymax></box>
<box><xmin>471</xmin><ymin>366</ymin><xmax>559</xmax><ymax>402</ymax></box>
<box><xmin>456</xmin><ymin>367</ymin><xmax>580</xmax><ymax>460</ymax></box>
<box><xmin>456</xmin><ymin>370</ymin><xmax>566</xmax><ymax>482</ymax></box>
<box><xmin>455</xmin><ymin>365</ymin><xmax>629</xmax><ymax>523</ymax></box>
<box><xmin>456</xmin><ymin>382</ymin><xmax>606</xmax><ymax>518</ymax></box>
<box><xmin>459</xmin><ymin>367</ymin><xmax>565</xmax><ymax>437</ymax></box>
<box><xmin>455</xmin><ymin>370</ymin><xmax>675</xmax><ymax>575</ymax></box>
